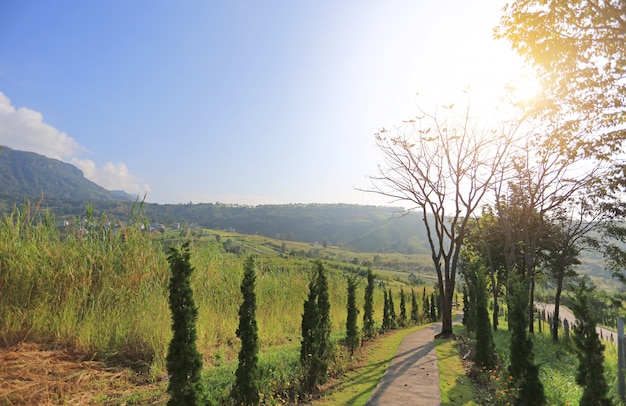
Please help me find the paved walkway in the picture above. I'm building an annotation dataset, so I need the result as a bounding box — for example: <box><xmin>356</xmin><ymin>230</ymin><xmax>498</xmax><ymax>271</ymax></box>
<box><xmin>537</xmin><ymin>303</ymin><xmax>618</xmax><ymax>344</ymax></box>
<box><xmin>366</xmin><ymin>323</ymin><xmax>443</xmax><ymax>406</ymax></box>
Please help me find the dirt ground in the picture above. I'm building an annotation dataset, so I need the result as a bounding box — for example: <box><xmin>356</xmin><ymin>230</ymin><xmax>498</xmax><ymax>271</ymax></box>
<box><xmin>0</xmin><ymin>342</ymin><xmax>166</xmax><ymax>405</ymax></box>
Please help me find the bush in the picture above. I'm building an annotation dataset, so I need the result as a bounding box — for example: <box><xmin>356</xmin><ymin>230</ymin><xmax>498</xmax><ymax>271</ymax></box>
<box><xmin>570</xmin><ymin>279</ymin><xmax>611</xmax><ymax>406</ymax></box>
<box><xmin>345</xmin><ymin>274</ymin><xmax>360</xmax><ymax>355</ymax></box>
<box><xmin>232</xmin><ymin>255</ymin><xmax>260</xmax><ymax>405</ymax></box>
<box><xmin>362</xmin><ymin>269</ymin><xmax>376</xmax><ymax>340</ymax></box>
<box><xmin>507</xmin><ymin>274</ymin><xmax>545</xmax><ymax>406</ymax></box>
<box><xmin>300</xmin><ymin>260</ymin><xmax>332</xmax><ymax>392</ymax></box>
<box><xmin>166</xmin><ymin>242</ymin><xmax>207</xmax><ymax>405</ymax></box>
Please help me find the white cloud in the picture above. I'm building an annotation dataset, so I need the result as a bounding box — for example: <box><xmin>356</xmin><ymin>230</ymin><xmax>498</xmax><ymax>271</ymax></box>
<box><xmin>0</xmin><ymin>91</ymin><xmax>150</xmax><ymax>195</ymax></box>
<box><xmin>72</xmin><ymin>158</ymin><xmax>151</xmax><ymax>196</ymax></box>
<box><xmin>0</xmin><ymin>92</ymin><xmax>83</xmax><ymax>159</ymax></box>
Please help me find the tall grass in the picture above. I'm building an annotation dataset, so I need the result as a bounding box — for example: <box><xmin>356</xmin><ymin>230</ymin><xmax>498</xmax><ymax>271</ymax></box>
<box><xmin>0</xmin><ymin>203</ymin><xmax>415</xmax><ymax>382</ymax></box>
<box><xmin>0</xmin><ymin>204</ymin><xmax>169</xmax><ymax>366</ymax></box>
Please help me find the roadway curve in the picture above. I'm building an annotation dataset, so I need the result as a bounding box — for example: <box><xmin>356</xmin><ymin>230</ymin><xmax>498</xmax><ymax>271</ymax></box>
<box><xmin>536</xmin><ymin>303</ymin><xmax>618</xmax><ymax>345</ymax></box>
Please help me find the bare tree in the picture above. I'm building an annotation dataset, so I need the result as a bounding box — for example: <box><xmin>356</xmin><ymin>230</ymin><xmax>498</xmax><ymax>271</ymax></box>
<box><xmin>363</xmin><ymin>104</ymin><xmax>517</xmax><ymax>336</ymax></box>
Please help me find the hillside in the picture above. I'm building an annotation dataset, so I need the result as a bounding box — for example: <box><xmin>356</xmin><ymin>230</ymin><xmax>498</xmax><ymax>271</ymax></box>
<box><xmin>0</xmin><ymin>148</ymin><xmax>432</xmax><ymax>253</ymax></box>
<box><xmin>143</xmin><ymin>202</ymin><xmax>432</xmax><ymax>254</ymax></box>
<box><xmin>0</xmin><ymin>146</ymin><xmax>134</xmax><ymax>205</ymax></box>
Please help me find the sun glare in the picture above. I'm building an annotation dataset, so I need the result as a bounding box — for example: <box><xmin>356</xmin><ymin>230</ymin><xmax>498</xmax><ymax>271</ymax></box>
<box><xmin>508</xmin><ymin>73</ymin><xmax>543</xmax><ymax>105</ymax></box>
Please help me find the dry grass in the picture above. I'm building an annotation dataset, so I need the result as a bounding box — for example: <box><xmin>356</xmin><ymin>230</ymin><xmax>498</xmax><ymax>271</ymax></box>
<box><xmin>0</xmin><ymin>343</ymin><xmax>167</xmax><ymax>405</ymax></box>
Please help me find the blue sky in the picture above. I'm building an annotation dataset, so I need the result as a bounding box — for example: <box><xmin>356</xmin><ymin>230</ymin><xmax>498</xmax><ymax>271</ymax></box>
<box><xmin>0</xmin><ymin>1</ymin><xmax>528</xmax><ymax>206</ymax></box>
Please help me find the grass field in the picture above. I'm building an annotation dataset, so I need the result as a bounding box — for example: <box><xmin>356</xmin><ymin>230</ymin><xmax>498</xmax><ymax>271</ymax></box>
<box><xmin>0</xmin><ymin>205</ymin><xmax>441</xmax><ymax>403</ymax></box>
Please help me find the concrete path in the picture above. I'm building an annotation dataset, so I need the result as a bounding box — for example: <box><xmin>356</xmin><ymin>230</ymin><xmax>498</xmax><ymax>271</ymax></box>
<box><xmin>537</xmin><ymin>303</ymin><xmax>618</xmax><ymax>344</ymax></box>
<box><xmin>366</xmin><ymin>323</ymin><xmax>443</xmax><ymax>406</ymax></box>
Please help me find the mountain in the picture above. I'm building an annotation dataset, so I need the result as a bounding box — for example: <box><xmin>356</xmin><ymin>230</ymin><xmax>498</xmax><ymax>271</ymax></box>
<box><xmin>0</xmin><ymin>146</ymin><xmax>134</xmax><ymax>204</ymax></box>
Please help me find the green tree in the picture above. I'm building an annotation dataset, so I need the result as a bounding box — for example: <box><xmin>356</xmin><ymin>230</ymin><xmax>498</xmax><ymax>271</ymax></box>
<box><xmin>410</xmin><ymin>289</ymin><xmax>419</xmax><ymax>325</ymax></box>
<box><xmin>496</xmin><ymin>0</ymin><xmax>626</xmax><ymax>191</ymax></box>
<box><xmin>345</xmin><ymin>274</ymin><xmax>360</xmax><ymax>355</ymax></box>
<box><xmin>474</xmin><ymin>267</ymin><xmax>495</xmax><ymax>369</ymax></box>
<box><xmin>381</xmin><ymin>290</ymin><xmax>390</xmax><ymax>333</ymax></box>
<box><xmin>570</xmin><ymin>279</ymin><xmax>612</xmax><ymax>406</ymax></box>
<box><xmin>507</xmin><ymin>274</ymin><xmax>545</xmax><ymax>406</ymax></box>
<box><xmin>166</xmin><ymin>242</ymin><xmax>207</xmax><ymax>406</ymax></box>
<box><xmin>461</xmin><ymin>283</ymin><xmax>474</xmax><ymax>334</ymax></box>
<box><xmin>464</xmin><ymin>210</ymin><xmax>508</xmax><ymax>331</ymax></box>
<box><xmin>388</xmin><ymin>289</ymin><xmax>397</xmax><ymax>329</ymax></box>
<box><xmin>300</xmin><ymin>260</ymin><xmax>332</xmax><ymax>392</ymax></box>
<box><xmin>399</xmin><ymin>288</ymin><xmax>407</xmax><ymax>327</ymax></box>
<box><xmin>362</xmin><ymin>269</ymin><xmax>376</xmax><ymax>340</ymax></box>
<box><xmin>232</xmin><ymin>255</ymin><xmax>259</xmax><ymax>405</ymax></box>
<box><xmin>540</xmin><ymin>206</ymin><xmax>597</xmax><ymax>342</ymax></box>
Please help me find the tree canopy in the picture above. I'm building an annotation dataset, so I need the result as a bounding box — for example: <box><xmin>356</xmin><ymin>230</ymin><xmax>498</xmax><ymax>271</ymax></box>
<box><xmin>496</xmin><ymin>0</ymin><xmax>625</xmax><ymax>189</ymax></box>
<box><xmin>365</xmin><ymin>103</ymin><xmax>518</xmax><ymax>336</ymax></box>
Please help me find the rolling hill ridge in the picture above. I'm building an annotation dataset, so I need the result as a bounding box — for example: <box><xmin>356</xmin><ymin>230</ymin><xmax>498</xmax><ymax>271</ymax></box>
<box><xmin>0</xmin><ymin>146</ymin><xmax>430</xmax><ymax>253</ymax></box>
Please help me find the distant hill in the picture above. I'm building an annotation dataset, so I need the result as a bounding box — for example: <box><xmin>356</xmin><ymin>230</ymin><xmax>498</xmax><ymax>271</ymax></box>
<box><xmin>143</xmin><ymin>203</ymin><xmax>432</xmax><ymax>254</ymax></box>
<box><xmin>0</xmin><ymin>146</ymin><xmax>431</xmax><ymax>253</ymax></box>
<box><xmin>0</xmin><ymin>146</ymin><xmax>134</xmax><ymax>207</ymax></box>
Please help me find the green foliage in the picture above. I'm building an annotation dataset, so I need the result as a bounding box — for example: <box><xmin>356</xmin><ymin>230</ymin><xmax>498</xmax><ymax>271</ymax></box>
<box><xmin>460</xmin><ymin>239</ymin><xmax>495</xmax><ymax>368</ymax></box>
<box><xmin>462</xmin><ymin>283</ymin><xmax>475</xmax><ymax>334</ymax></box>
<box><xmin>388</xmin><ymin>289</ymin><xmax>397</xmax><ymax>329</ymax></box>
<box><xmin>166</xmin><ymin>242</ymin><xmax>207</xmax><ymax>406</ymax></box>
<box><xmin>381</xmin><ymin>290</ymin><xmax>390</xmax><ymax>333</ymax></box>
<box><xmin>430</xmin><ymin>292</ymin><xmax>437</xmax><ymax>322</ymax></box>
<box><xmin>300</xmin><ymin>260</ymin><xmax>332</xmax><ymax>392</ymax></box>
<box><xmin>570</xmin><ymin>279</ymin><xmax>612</xmax><ymax>406</ymax></box>
<box><xmin>345</xmin><ymin>274</ymin><xmax>360</xmax><ymax>355</ymax></box>
<box><xmin>232</xmin><ymin>255</ymin><xmax>260</xmax><ymax>405</ymax></box>
<box><xmin>362</xmin><ymin>269</ymin><xmax>376</xmax><ymax>340</ymax></box>
<box><xmin>496</xmin><ymin>0</ymin><xmax>626</xmax><ymax>184</ymax></box>
<box><xmin>482</xmin><ymin>326</ymin><xmax>584</xmax><ymax>406</ymax></box>
<box><xmin>423</xmin><ymin>290</ymin><xmax>430</xmax><ymax>321</ymax></box>
<box><xmin>507</xmin><ymin>274</ymin><xmax>545</xmax><ymax>406</ymax></box>
<box><xmin>399</xmin><ymin>288</ymin><xmax>407</xmax><ymax>327</ymax></box>
<box><xmin>410</xmin><ymin>288</ymin><xmax>419</xmax><ymax>325</ymax></box>
<box><xmin>474</xmin><ymin>267</ymin><xmax>495</xmax><ymax>369</ymax></box>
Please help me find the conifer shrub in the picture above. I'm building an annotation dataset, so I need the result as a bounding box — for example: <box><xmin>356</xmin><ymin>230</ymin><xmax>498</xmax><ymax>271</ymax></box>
<box><xmin>422</xmin><ymin>287</ymin><xmax>430</xmax><ymax>321</ymax></box>
<box><xmin>345</xmin><ymin>274</ymin><xmax>360</xmax><ymax>355</ymax></box>
<box><xmin>232</xmin><ymin>255</ymin><xmax>260</xmax><ymax>405</ymax></box>
<box><xmin>462</xmin><ymin>283</ymin><xmax>475</xmax><ymax>334</ymax></box>
<box><xmin>410</xmin><ymin>289</ymin><xmax>419</xmax><ymax>325</ymax></box>
<box><xmin>399</xmin><ymin>288</ymin><xmax>407</xmax><ymax>327</ymax></box>
<box><xmin>507</xmin><ymin>274</ymin><xmax>545</xmax><ymax>406</ymax></box>
<box><xmin>473</xmin><ymin>267</ymin><xmax>495</xmax><ymax>369</ymax></box>
<box><xmin>300</xmin><ymin>260</ymin><xmax>332</xmax><ymax>392</ymax></box>
<box><xmin>381</xmin><ymin>290</ymin><xmax>390</xmax><ymax>333</ymax></box>
<box><xmin>166</xmin><ymin>242</ymin><xmax>207</xmax><ymax>406</ymax></box>
<box><xmin>388</xmin><ymin>289</ymin><xmax>397</xmax><ymax>329</ymax></box>
<box><xmin>362</xmin><ymin>269</ymin><xmax>376</xmax><ymax>340</ymax></box>
<box><xmin>570</xmin><ymin>279</ymin><xmax>611</xmax><ymax>406</ymax></box>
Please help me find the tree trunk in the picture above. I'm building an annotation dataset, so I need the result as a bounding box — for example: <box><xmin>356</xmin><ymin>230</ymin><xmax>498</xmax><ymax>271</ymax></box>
<box><xmin>438</xmin><ymin>277</ymin><xmax>455</xmax><ymax>337</ymax></box>
<box><xmin>552</xmin><ymin>267</ymin><xmax>565</xmax><ymax>342</ymax></box>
